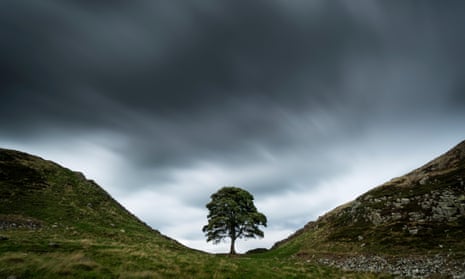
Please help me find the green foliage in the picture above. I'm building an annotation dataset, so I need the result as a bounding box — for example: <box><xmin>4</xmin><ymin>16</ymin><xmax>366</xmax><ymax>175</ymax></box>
<box><xmin>202</xmin><ymin>187</ymin><xmax>267</xmax><ymax>254</ymax></box>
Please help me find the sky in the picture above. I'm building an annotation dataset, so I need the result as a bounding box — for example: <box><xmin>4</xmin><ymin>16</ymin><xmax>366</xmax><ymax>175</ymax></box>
<box><xmin>1</xmin><ymin>0</ymin><xmax>465</xmax><ymax>253</ymax></box>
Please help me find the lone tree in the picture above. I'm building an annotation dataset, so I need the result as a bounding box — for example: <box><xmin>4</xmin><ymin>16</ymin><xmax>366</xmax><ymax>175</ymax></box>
<box><xmin>202</xmin><ymin>186</ymin><xmax>267</xmax><ymax>255</ymax></box>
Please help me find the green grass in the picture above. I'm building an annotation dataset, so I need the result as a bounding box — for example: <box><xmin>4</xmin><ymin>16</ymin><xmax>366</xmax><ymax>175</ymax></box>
<box><xmin>0</xmin><ymin>148</ymin><xmax>388</xmax><ymax>278</ymax></box>
<box><xmin>0</xmin><ymin>229</ymin><xmax>386</xmax><ymax>278</ymax></box>
<box><xmin>3</xmin><ymin>143</ymin><xmax>464</xmax><ymax>278</ymax></box>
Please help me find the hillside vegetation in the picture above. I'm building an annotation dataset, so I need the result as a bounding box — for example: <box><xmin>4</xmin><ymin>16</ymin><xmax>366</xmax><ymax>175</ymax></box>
<box><xmin>0</xmin><ymin>148</ymin><xmax>378</xmax><ymax>278</ymax></box>
<box><xmin>272</xmin><ymin>141</ymin><xmax>465</xmax><ymax>277</ymax></box>
<box><xmin>2</xmin><ymin>141</ymin><xmax>464</xmax><ymax>278</ymax></box>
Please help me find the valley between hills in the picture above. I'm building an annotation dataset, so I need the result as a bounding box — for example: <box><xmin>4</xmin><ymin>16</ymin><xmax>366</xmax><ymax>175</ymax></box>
<box><xmin>1</xmin><ymin>141</ymin><xmax>465</xmax><ymax>278</ymax></box>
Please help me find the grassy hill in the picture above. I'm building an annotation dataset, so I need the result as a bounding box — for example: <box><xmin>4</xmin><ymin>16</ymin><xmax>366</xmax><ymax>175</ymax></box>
<box><xmin>0</xmin><ymin>148</ymin><xmax>379</xmax><ymax>278</ymax></box>
<box><xmin>271</xmin><ymin>141</ymin><xmax>465</xmax><ymax>277</ymax></box>
<box><xmin>3</xmin><ymin>141</ymin><xmax>464</xmax><ymax>278</ymax></box>
<box><xmin>0</xmin><ymin>148</ymin><xmax>173</xmax><ymax>242</ymax></box>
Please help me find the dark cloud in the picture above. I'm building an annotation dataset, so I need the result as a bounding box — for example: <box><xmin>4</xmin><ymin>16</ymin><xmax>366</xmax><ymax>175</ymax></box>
<box><xmin>0</xmin><ymin>1</ymin><xmax>378</xmax><ymax>121</ymax></box>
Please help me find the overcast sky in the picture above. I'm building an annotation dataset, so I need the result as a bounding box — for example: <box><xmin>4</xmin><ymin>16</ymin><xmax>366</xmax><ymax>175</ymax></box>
<box><xmin>1</xmin><ymin>0</ymin><xmax>465</xmax><ymax>253</ymax></box>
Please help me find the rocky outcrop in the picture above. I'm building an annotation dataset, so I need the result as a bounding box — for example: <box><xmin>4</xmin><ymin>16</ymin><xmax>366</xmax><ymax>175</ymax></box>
<box><xmin>275</xmin><ymin>141</ymin><xmax>465</xmax><ymax>278</ymax></box>
<box><xmin>314</xmin><ymin>254</ymin><xmax>465</xmax><ymax>278</ymax></box>
<box><xmin>0</xmin><ymin>215</ymin><xmax>42</xmax><ymax>230</ymax></box>
<box><xmin>318</xmin><ymin>141</ymin><xmax>465</xmax><ymax>277</ymax></box>
<box><xmin>338</xmin><ymin>188</ymin><xmax>465</xmax><ymax>230</ymax></box>
<box><xmin>330</xmin><ymin>141</ymin><xmax>465</xmax><ymax>237</ymax></box>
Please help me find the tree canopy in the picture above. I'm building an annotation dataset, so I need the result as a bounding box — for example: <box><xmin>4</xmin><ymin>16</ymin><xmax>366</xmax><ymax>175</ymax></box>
<box><xmin>202</xmin><ymin>186</ymin><xmax>267</xmax><ymax>254</ymax></box>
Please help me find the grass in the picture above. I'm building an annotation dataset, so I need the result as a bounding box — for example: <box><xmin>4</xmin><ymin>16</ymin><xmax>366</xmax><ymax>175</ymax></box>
<box><xmin>0</xmin><ymin>229</ymin><xmax>388</xmax><ymax>278</ymax></box>
<box><xmin>0</xmin><ymin>148</ymin><xmax>388</xmax><ymax>278</ymax></box>
<box><xmin>3</xmin><ymin>144</ymin><xmax>464</xmax><ymax>278</ymax></box>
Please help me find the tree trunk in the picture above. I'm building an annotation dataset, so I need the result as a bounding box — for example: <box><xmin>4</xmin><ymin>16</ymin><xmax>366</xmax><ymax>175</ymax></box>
<box><xmin>229</xmin><ymin>236</ymin><xmax>236</xmax><ymax>255</ymax></box>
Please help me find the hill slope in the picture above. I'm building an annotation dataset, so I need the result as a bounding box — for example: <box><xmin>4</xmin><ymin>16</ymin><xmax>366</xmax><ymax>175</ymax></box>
<box><xmin>272</xmin><ymin>140</ymin><xmax>465</xmax><ymax>277</ymax></box>
<box><xmin>0</xmin><ymin>148</ymin><xmax>378</xmax><ymax>278</ymax></box>
<box><xmin>0</xmin><ymin>148</ymin><xmax>195</xmax><ymax>277</ymax></box>
<box><xmin>0</xmin><ymin>148</ymin><xmax>171</xmax><ymax>242</ymax></box>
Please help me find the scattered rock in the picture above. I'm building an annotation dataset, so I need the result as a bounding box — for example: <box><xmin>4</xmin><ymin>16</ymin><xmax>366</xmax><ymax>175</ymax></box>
<box><xmin>419</xmin><ymin>177</ymin><xmax>427</xmax><ymax>185</ymax></box>
<box><xmin>393</xmin><ymin>202</ymin><xmax>403</xmax><ymax>209</ymax></box>
<box><xmin>48</xmin><ymin>242</ymin><xmax>60</xmax><ymax>248</ymax></box>
<box><xmin>315</xmin><ymin>254</ymin><xmax>465</xmax><ymax>278</ymax></box>
<box><xmin>400</xmin><ymin>198</ymin><xmax>410</xmax><ymax>205</ymax></box>
<box><xmin>407</xmin><ymin>227</ymin><xmax>419</xmax><ymax>235</ymax></box>
<box><xmin>408</xmin><ymin>211</ymin><xmax>424</xmax><ymax>222</ymax></box>
<box><xmin>368</xmin><ymin>212</ymin><xmax>383</xmax><ymax>225</ymax></box>
<box><xmin>0</xmin><ymin>216</ymin><xmax>42</xmax><ymax>230</ymax></box>
<box><xmin>391</xmin><ymin>212</ymin><xmax>402</xmax><ymax>221</ymax></box>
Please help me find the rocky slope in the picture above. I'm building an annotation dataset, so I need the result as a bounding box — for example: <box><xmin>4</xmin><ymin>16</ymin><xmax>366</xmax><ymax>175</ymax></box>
<box><xmin>273</xmin><ymin>140</ymin><xmax>465</xmax><ymax>278</ymax></box>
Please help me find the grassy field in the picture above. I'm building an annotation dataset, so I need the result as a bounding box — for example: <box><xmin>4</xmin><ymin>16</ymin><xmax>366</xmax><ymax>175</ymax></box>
<box><xmin>0</xmin><ymin>229</ymin><xmax>389</xmax><ymax>278</ymax></box>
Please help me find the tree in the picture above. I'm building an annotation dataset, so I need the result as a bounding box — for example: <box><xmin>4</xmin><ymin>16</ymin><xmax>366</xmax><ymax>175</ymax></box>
<box><xmin>202</xmin><ymin>186</ymin><xmax>267</xmax><ymax>255</ymax></box>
